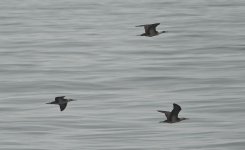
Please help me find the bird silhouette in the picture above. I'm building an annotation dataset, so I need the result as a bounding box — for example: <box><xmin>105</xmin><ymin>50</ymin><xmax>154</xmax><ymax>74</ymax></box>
<box><xmin>46</xmin><ymin>96</ymin><xmax>75</xmax><ymax>111</ymax></box>
<box><xmin>157</xmin><ymin>103</ymin><xmax>187</xmax><ymax>123</ymax></box>
<box><xmin>136</xmin><ymin>23</ymin><xmax>166</xmax><ymax>37</ymax></box>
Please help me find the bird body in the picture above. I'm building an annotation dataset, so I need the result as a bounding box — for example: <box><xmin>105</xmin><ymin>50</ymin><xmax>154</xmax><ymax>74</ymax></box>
<box><xmin>158</xmin><ymin>103</ymin><xmax>187</xmax><ymax>123</ymax></box>
<box><xmin>46</xmin><ymin>96</ymin><xmax>75</xmax><ymax>111</ymax></box>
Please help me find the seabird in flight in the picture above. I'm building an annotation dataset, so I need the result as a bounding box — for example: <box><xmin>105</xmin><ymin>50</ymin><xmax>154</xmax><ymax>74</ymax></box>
<box><xmin>157</xmin><ymin>103</ymin><xmax>187</xmax><ymax>123</ymax></box>
<box><xmin>46</xmin><ymin>96</ymin><xmax>75</xmax><ymax>111</ymax></box>
<box><xmin>136</xmin><ymin>23</ymin><xmax>166</xmax><ymax>37</ymax></box>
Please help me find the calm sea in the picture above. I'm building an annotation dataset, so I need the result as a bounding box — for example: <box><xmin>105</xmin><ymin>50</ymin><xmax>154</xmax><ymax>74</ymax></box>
<box><xmin>0</xmin><ymin>0</ymin><xmax>245</xmax><ymax>149</ymax></box>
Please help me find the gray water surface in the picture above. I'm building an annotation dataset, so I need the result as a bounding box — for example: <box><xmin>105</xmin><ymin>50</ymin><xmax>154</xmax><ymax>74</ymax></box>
<box><xmin>1</xmin><ymin>0</ymin><xmax>245</xmax><ymax>149</ymax></box>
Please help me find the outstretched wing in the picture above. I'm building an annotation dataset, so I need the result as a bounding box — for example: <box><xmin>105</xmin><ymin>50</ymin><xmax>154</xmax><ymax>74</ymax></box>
<box><xmin>55</xmin><ymin>96</ymin><xmax>65</xmax><ymax>101</ymax></box>
<box><xmin>136</xmin><ymin>24</ymin><xmax>149</xmax><ymax>34</ymax></box>
<box><xmin>157</xmin><ymin>110</ymin><xmax>171</xmax><ymax>120</ymax></box>
<box><xmin>135</xmin><ymin>24</ymin><xmax>146</xmax><ymax>27</ymax></box>
<box><xmin>148</xmin><ymin>23</ymin><xmax>160</xmax><ymax>34</ymax></box>
<box><xmin>150</xmin><ymin>23</ymin><xmax>160</xmax><ymax>28</ymax></box>
<box><xmin>170</xmin><ymin>103</ymin><xmax>182</xmax><ymax>121</ymax></box>
<box><xmin>59</xmin><ymin>103</ymin><xmax>67</xmax><ymax>111</ymax></box>
<box><xmin>136</xmin><ymin>23</ymin><xmax>160</xmax><ymax>34</ymax></box>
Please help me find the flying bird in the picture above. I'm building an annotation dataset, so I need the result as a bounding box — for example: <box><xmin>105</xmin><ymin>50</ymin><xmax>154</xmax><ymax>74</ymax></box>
<box><xmin>136</xmin><ymin>23</ymin><xmax>166</xmax><ymax>37</ymax></box>
<box><xmin>157</xmin><ymin>103</ymin><xmax>187</xmax><ymax>123</ymax></box>
<box><xmin>46</xmin><ymin>96</ymin><xmax>75</xmax><ymax>111</ymax></box>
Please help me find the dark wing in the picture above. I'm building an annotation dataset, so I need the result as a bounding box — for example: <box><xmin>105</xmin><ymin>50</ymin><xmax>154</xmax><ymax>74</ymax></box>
<box><xmin>157</xmin><ymin>110</ymin><xmax>171</xmax><ymax>120</ymax></box>
<box><xmin>136</xmin><ymin>24</ymin><xmax>145</xmax><ymax>27</ymax></box>
<box><xmin>55</xmin><ymin>96</ymin><xmax>65</xmax><ymax>101</ymax></box>
<box><xmin>46</xmin><ymin>101</ymin><xmax>55</xmax><ymax>104</ymax></box>
<box><xmin>170</xmin><ymin>103</ymin><xmax>182</xmax><ymax>120</ymax></box>
<box><xmin>59</xmin><ymin>103</ymin><xmax>67</xmax><ymax>111</ymax></box>
<box><xmin>136</xmin><ymin>24</ymin><xmax>150</xmax><ymax>34</ymax></box>
<box><xmin>151</xmin><ymin>23</ymin><xmax>160</xmax><ymax>29</ymax></box>
<box><xmin>148</xmin><ymin>23</ymin><xmax>160</xmax><ymax>34</ymax></box>
<box><xmin>136</xmin><ymin>23</ymin><xmax>160</xmax><ymax>33</ymax></box>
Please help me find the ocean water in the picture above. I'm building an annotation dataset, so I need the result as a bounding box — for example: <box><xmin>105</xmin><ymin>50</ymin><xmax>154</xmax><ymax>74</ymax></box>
<box><xmin>0</xmin><ymin>0</ymin><xmax>245</xmax><ymax>149</ymax></box>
